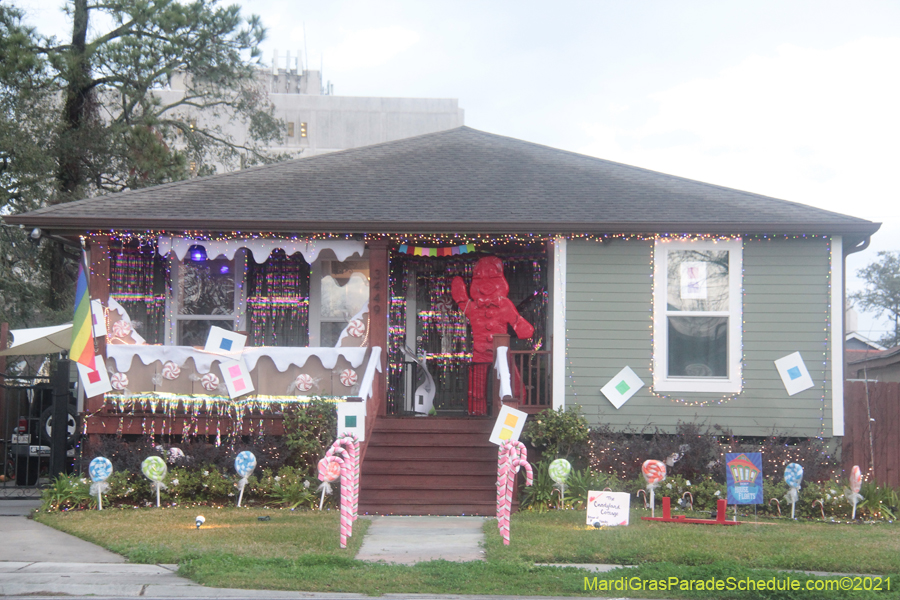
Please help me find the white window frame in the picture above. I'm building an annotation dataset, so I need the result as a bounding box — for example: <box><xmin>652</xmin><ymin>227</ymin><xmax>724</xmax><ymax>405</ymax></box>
<box><xmin>653</xmin><ymin>238</ymin><xmax>742</xmax><ymax>393</ymax></box>
<box><xmin>165</xmin><ymin>250</ymin><xmax>247</xmax><ymax>346</ymax></box>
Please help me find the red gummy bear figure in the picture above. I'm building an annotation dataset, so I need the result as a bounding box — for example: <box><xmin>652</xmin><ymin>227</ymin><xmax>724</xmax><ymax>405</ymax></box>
<box><xmin>451</xmin><ymin>256</ymin><xmax>534</xmax><ymax>414</ymax></box>
<box><xmin>451</xmin><ymin>256</ymin><xmax>534</xmax><ymax>362</ymax></box>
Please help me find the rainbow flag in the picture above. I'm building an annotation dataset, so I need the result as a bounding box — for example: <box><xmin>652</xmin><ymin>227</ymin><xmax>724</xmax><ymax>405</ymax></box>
<box><xmin>70</xmin><ymin>254</ymin><xmax>96</xmax><ymax>370</ymax></box>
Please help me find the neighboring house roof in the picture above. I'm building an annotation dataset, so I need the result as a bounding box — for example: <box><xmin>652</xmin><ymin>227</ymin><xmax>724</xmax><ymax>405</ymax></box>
<box><xmin>848</xmin><ymin>344</ymin><xmax>900</xmax><ymax>375</ymax></box>
<box><xmin>4</xmin><ymin>127</ymin><xmax>881</xmax><ymax>238</ymax></box>
<box><xmin>846</xmin><ymin>332</ymin><xmax>885</xmax><ymax>352</ymax></box>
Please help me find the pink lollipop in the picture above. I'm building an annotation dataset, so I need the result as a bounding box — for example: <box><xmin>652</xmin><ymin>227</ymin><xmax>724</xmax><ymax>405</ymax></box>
<box><xmin>294</xmin><ymin>373</ymin><xmax>314</xmax><ymax>392</ymax></box>
<box><xmin>339</xmin><ymin>368</ymin><xmax>358</xmax><ymax>387</ymax></box>
<box><xmin>317</xmin><ymin>456</ymin><xmax>342</xmax><ymax>482</ymax></box>
<box><xmin>642</xmin><ymin>459</ymin><xmax>666</xmax><ymax>485</ymax></box>
<box><xmin>112</xmin><ymin>319</ymin><xmax>132</xmax><ymax>338</ymax></box>
<box><xmin>850</xmin><ymin>465</ymin><xmax>863</xmax><ymax>495</ymax></box>
<box><xmin>201</xmin><ymin>373</ymin><xmax>220</xmax><ymax>391</ymax></box>
<box><xmin>162</xmin><ymin>361</ymin><xmax>181</xmax><ymax>380</ymax></box>
<box><xmin>110</xmin><ymin>372</ymin><xmax>129</xmax><ymax>391</ymax></box>
<box><xmin>346</xmin><ymin>319</ymin><xmax>366</xmax><ymax>338</ymax></box>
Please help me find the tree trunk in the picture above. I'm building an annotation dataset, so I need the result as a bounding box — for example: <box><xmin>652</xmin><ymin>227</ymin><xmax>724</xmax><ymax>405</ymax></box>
<box><xmin>55</xmin><ymin>0</ymin><xmax>91</xmax><ymax>205</ymax></box>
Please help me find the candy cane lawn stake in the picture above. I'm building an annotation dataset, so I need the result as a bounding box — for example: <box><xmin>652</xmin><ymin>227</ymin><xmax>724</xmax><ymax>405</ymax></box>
<box><xmin>496</xmin><ymin>440</ymin><xmax>533</xmax><ymax>546</ymax></box>
<box><xmin>329</xmin><ymin>433</ymin><xmax>360</xmax><ymax>523</ymax></box>
<box><xmin>317</xmin><ymin>454</ymin><xmax>346</xmax><ymax>545</ymax></box>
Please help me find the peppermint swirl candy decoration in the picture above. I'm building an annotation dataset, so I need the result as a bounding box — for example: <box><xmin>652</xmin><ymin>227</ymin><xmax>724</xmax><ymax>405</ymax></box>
<box><xmin>433</xmin><ymin>296</ymin><xmax>453</xmax><ymax>313</ymax></box>
<box><xmin>201</xmin><ymin>373</ymin><xmax>220</xmax><ymax>391</ymax></box>
<box><xmin>850</xmin><ymin>465</ymin><xmax>863</xmax><ymax>495</ymax></box>
<box><xmin>784</xmin><ymin>462</ymin><xmax>804</xmax><ymax>488</ymax></box>
<box><xmin>339</xmin><ymin>368</ymin><xmax>358</xmax><ymax>387</ymax></box>
<box><xmin>110</xmin><ymin>372</ymin><xmax>129</xmax><ymax>391</ymax></box>
<box><xmin>642</xmin><ymin>459</ymin><xmax>667</xmax><ymax>485</ymax></box>
<box><xmin>548</xmin><ymin>459</ymin><xmax>572</xmax><ymax>485</ymax></box>
<box><xmin>162</xmin><ymin>361</ymin><xmax>181</xmax><ymax>380</ymax></box>
<box><xmin>89</xmin><ymin>457</ymin><xmax>113</xmax><ymax>483</ymax></box>
<box><xmin>141</xmin><ymin>456</ymin><xmax>167</xmax><ymax>482</ymax></box>
<box><xmin>112</xmin><ymin>319</ymin><xmax>132</xmax><ymax>338</ymax></box>
<box><xmin>235</xmin><ymin>451</ymin><xmax>257</xmax><ymax>478</ymax></box>
<box><xmin>294</xmin><ymin>373</ymin><xmax>314</xmax><ymax>393</ymax></box>
<box><xmin>346</xmin><ymin>319</ymin><xmax>366</xmax><ymax>338</ymax></box>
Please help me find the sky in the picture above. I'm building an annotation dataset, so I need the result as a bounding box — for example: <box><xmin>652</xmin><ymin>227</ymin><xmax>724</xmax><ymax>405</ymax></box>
<box><xmin>14</xmin><ymin>0</ymin><xmax>900</xmax><ymax>342</ymax></box>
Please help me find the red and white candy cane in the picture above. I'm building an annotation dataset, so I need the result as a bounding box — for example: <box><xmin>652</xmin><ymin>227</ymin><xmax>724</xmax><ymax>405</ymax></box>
<box><xmin>496</xmin><ymin>440</ymin><xmax>533</xmax><ymax>546</ymax></box>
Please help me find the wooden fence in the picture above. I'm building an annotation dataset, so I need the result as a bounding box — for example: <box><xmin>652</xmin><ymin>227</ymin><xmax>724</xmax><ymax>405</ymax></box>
<box><xmin>842</xmin><ymin>381</ymin><xmax>900</xmax><ymax>488</ymax></box>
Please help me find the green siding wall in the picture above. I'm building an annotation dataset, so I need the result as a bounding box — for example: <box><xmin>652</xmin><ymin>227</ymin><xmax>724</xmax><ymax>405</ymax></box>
<box><xmin>565</xmin><ymin>238</ymin><xmax>833</xmax><ymax>437</ymax></box>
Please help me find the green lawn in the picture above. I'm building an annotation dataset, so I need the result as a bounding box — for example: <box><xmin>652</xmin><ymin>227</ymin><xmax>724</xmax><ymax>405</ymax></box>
<box><xmin>35</xmin><ymin>507</ymin><xmax>900</xmax><ymax>598</ymax></box>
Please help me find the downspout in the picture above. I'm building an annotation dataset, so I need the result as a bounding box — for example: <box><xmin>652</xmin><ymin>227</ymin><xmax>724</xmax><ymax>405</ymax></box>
<box><xmin>844</xmin><ymin>235</ymin><xmax>874</xmax><ymax>474</ymax></box>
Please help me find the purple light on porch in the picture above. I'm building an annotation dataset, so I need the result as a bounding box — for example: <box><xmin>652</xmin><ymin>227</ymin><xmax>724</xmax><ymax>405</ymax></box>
<box><xmin>188</xmin><ymin>244</ymin><xmax>207</xmax><ymax>261</ymax></box>
<box><xmin>219</xmin><ymin>265</ymin><xmax>230</xmax><ymax>274</ymax></box>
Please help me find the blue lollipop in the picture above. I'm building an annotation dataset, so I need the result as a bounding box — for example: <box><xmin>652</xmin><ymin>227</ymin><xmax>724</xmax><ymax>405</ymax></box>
<box><xmin>235</xmin><ymin>451</ymin><xmax>257</xmax><ymax>478</ymax></box>
<box><xmin>784</xmin><ymin>463</ymin><xmax>804</xmax><ymax>488</ymax></box>
<box><xmin>234</xmin><ymin>451</ymin><xmax>257</xmax><ymax>507</ymax></box>
<box><xmin>88</xmin><ymin>457</ymin><xmax>113</xmax><ymax>510</ymax></box>
<box><xmin>89</xmin><ymin>457</ymin><xmax>113</xmax><ymax>482</ymax></box>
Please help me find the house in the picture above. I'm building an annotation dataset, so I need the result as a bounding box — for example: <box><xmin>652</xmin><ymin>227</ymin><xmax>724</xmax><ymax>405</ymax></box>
<box><xmin>3</xmin><ymin>127</ymin><xmax>880</xmax><ymax>514</ymax></box>
<box><xmin>847</xmin><ymin>346</ymin><xmax>900</xmax><ymax>382</ymax></box>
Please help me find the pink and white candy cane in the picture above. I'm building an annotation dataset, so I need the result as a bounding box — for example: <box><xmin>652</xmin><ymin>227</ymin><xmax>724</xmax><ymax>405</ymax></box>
<box><xmin>330</xmin><ymin>433</ymin><xmax>360</xmax><ymax>523</ymax></box>
<box><xmin>317</xmin><ymin>455</ymin><xmax>347</xmax><ymax>546</ymax></box>
<box><xmin>496</xmin><ymin>440</ymin><xmax>533</xmax><ymax>546</ymax></box>
<box><xmin>325</xmin><ymin>443</ymin><xmax>355</xmax><ymax>549</ymax></box>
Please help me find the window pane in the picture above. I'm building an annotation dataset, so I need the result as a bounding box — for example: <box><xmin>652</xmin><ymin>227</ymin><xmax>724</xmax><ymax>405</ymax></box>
<box><xmin>179</xmin><ymin>258</ymin><xmax>235</xmax><ymax>315</ymax></box>
<box><xmin>179</xmin><ymin>319</ymin><xmax>233</xmax><ymax>347</ymax></box>
<box><xmin>320</xmin><ymin>321</ymin><xmax>348</xmax><ymax>347</ymax></box>
<box><xmin>667</xmin><ymin>316</ymin><xmax>727</xmax><ymax>377</ymax></box>
<box><xmin>321</xmin><ymin>271</ymin><xmax>369</xmax><ymax>319</ymax></box>
<box><xmin>666</xmin><ymin>250</ymin><xmax>729</xmax><ymax>312</ymax></box>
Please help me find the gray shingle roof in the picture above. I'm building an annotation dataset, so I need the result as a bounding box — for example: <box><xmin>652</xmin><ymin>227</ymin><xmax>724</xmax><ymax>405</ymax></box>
<box><xmin>4</xmin><ymin>127</ymin><xmax>880</xmax><ymax>237</ymax></box>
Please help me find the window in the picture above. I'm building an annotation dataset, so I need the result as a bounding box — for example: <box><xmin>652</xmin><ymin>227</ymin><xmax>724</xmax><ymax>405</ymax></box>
<box><xmin>167</xmin><ymin>249</ymin><xmax>246</xmax><ymax>346</ymax></box>
<box><xmin>309</xmin><ymin>258</ymin><xmax>369</xmax><ymax>346</ymax></box>
<box><xmin>287</xmin><ymin>122</ymin><xmax>295</xmax><ymax>137</ymax></box>
<box><xmin>653</xmin><ymin>239</ymin><xmax>741</xmax><ymax>393</ymax></box>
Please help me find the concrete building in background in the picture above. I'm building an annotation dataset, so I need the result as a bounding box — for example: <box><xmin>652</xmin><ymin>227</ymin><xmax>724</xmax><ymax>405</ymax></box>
<box><xmin>161</xmin><ymin>51</ymin><xmax>465</xmax><ymax>164</ymax></box>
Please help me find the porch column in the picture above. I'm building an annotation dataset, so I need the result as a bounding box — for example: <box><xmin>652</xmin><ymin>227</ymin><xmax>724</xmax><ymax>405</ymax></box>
<box><xmin>368</xmin><ymin>240</ymin><xmax>389</xmax><ymax>416</ymax></box>
<box><xmin>86</xmin><ymin>236</ymin><xmax>110</xmax><ymax>417</ymax></box>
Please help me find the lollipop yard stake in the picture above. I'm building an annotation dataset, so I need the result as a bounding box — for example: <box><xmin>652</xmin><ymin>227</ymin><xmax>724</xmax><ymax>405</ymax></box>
<box><xmin>317</xmin><ymin>455</ymin><xmax>342</xmax><ymax>511</ymax></box>
<box><xmin>141</xmin><ymin>456</ymin><xmax>167</xmax><ymax>507</ymax></box>
<box><xmin>496</xmin><ymin>440</ymin><xmax>533</xmax><ymax>546</ymax></box>
<box><xmin>641</xmin><ymin>459</ymin><xmax>666</xmax><ymax>518</ymax></box>
<box><xmin>548</xmin><ymin>459</ymin><xmax>572</xmax><ymax>510</ymax></box>
<box><xmin>845</xmin><ymin>465</ymin><xmax>864</xmax><ymax>520</ymax></box>
<box><xmin>234</xmin><ymin>451</ymin><xmax>257</xmax><ymax>508</ymax></box>
<box><xmin>89</xmin><ymin>457</ymin><xmax>113</xmax><ymax>511</ymax></box>
<box><xmin>783</xmin><ymin>463</ymin><xmax>804</xmax><ymax>520</ymax></box>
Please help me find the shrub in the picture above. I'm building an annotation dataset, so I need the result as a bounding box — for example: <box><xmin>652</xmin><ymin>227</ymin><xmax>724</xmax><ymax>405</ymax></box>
<box><xmin>282</xmin><ymin>398</ymin><xmax>338</xmax><ymax>477</ymax></box>
<box><xmin>522</xmin><ymin>405</ymin><xmax>589</xmax><ymax>462</ymax></box>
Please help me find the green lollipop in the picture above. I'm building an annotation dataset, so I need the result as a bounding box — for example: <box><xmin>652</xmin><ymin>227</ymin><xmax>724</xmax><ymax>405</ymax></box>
<box><xmin>548</xmin><ymin>459</ymin><xmax>572</xmax><ymax>484</ymax></box>
<box><xmin>142</xmin><ymin>456</ymin><xmax>167</xmax><ymax>507</ymax></box>
<box><xmin>142</xmin><ymin>456</ymin><xmax>167</xmax><ymax>481</ymax></box>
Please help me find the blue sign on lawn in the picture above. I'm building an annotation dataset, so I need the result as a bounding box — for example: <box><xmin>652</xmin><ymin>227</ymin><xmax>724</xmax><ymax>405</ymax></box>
<box><xmin>726</xmin><ymin>452</ymin><xmax>763</xmax><ymax>504</ymax></box>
